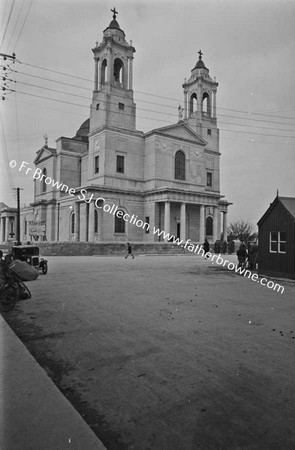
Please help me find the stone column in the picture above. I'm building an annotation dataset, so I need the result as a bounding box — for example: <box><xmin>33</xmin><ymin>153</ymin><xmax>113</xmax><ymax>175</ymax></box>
<box><xmin>128</xmin><ymin>57</ymin><xmax>133</xmax><ymax>90</ymax></box>
<box><xmin>223</xmin><ymin>212</ymin><xmax>228</xmax><ymax>241</ymax></box>
<box><xmin>164</xmin><ymin>201</ymin><xmax>170</xmax><ymax>241</ymax></box>
<box><xmin>184</xmin><ymin>91</ymin><xmax>187</xmax><ymax>119</ymax></box>
<box><xmin>197</xmin><ymin>84</ymin><xmax>202</xmax><ymax>115</ymax></box>
<box><xmin>213</xmin><ymin>90</ymin><xmax>217</xmax><ymax>118</ymax></box>
<box><xmin>180</xmin><ymin>203</ymin><xmax>186</xmax><ymax>241</ymax></box>
<box><xmin>89</xmin><ymin>201</ymin><xmax>95</xmax><ymax>242</ymax></box>
<box><xmin>107</xmin><ymin>46</ymin><xmax>112</xmax><ymax>83</ymax></box>
<box><xmin>94</xmin><ymin>57</ymin><xmax>99</xmax><ymax>91</ymax></box>
<box><xmin>75</xmin><ymin>203</ymin><xmax>80</xmax><ymax>242</ymax></box>
<box><xmin>213</xmin><ymin>207</ymin><xmax>219</xmax><ymax>242</ymax></box>
<box><xmin>5</xmin><ymin>217</ymin><xmax>9</xmax><ymax>242</ymax></box>
<box><xmin>97</xmin><ymin>208</ymin><xmax>103</xmax><ymax>241</ymax></box>
<box><xmin>0</xmin><ymin>217</ymin><xmax>2</xmax><ymax>243</ymax></box>
<box><xmin>199</xmin><ymin>205</ymin><xmax>205</xmax><ymax>243</ymax></box>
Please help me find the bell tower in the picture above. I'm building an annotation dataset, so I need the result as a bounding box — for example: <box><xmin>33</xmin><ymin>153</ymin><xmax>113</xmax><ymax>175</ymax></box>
<box><xmin>90</xmin><ymin>8</ymin><xmax>136</xmax><ymax>132</ymax></box>
<box><xmin>182</xmin><ymin>51</ymin><xmax>218</xmax><ymax>140</ymax></box>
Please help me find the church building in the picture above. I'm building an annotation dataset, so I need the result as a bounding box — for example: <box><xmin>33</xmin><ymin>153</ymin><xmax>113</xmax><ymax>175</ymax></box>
<box><xmin>16</xmin><ymin>9</ymin><xmax>230</xmax><ymax>245</ymax></box>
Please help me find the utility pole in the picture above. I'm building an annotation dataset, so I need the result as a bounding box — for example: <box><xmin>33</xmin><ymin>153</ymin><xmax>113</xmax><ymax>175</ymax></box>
<box><xmin>0</xmin><ymin>52</ymin><xmax>16</xmax><ymax>101</ymax></box>
<box><xmin>13</xmin><ymin>187</ymin><xmax>23</xmax><ymax>245</ymax></box>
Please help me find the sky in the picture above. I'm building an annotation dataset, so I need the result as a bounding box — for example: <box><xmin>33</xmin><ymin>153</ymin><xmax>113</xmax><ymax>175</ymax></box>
<box><xmin>0</xmin><ymin>0</ymin><xmax>295</xmax><ymax>230</ymax></box>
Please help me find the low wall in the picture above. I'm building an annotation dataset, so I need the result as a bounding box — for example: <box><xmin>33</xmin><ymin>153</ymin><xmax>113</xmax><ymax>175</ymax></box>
<box><xmin>37</xmin><ymin>242</ymin><xmax>196</xmax><ymax>256</ymax></box>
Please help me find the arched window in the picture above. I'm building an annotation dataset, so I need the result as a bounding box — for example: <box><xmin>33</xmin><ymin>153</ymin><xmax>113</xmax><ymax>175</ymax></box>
<box><xmin>206</xmin><ymin>216</ymin><xmax>213</xmax><ymax>236</ymax></box>
<box><xmin>42</xmin><ymin>168</ymin><xmax>47</xmax><ymax>192</ymax></box>
<box><xmin>101</xmin><ymin>59</ymin><xmax>107</xmax><ymax>84</ymax></box>
<box><xmin>115</xmin><ymin>210</ymin><xmax>125</xmax><ymax>234</ymax></box>
<box><xmin>94</xmin><ymin>209</ymin><xmax>98</xmax><ymax>234</ymax></box>
<box><xmin>202</xmin><ymin>92</ymin><xmax>211</xmax><ymax>115</ymax></box>
<box><xmin>113</xmin><ymin>58</ymin><xmax>123</xmax><ymax>84</ymax></box>
<box><xmin>70</xmin><ymin>213</ymin><xmax>75</xmax><ymax>234</ymax></box>
<box><xmin>189</xmin><ymin>93</ymin><xmax>197</xmax><ymax>115</ymax></box>
<box><xmin>175</xmin><ymin>150</ymin><xmax>185</xmax><ymax>180</ymax></box>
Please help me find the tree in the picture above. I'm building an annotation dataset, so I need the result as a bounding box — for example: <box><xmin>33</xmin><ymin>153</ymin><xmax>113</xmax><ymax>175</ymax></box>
<box><xmin>227</xmin><ymin>220</ymin><xmax>257</xmax><ymax>244</ymax></box>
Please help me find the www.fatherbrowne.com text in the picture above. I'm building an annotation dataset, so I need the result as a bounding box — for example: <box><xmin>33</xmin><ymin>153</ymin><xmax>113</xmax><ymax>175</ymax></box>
<box><xmin>11</xmin><ymin>159</ymin><xmax>284</xmax><ymax>294</ymax></box>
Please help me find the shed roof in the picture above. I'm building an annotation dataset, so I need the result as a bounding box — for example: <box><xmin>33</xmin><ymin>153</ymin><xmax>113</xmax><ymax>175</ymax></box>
<box><xmin>279</xmin><ymin>197</ymin><xmax>295</xmax><ymax>219</ymax></box>
<box><xmin>257</xmin><ymin>196</ymin><xmax>295</xmax><ymax>226</ymax></box>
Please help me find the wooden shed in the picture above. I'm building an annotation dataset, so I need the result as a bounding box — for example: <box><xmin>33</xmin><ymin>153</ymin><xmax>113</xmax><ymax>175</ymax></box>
<box><xmin>257</xmin><ymin>196</ymin><xmax>295</xmax><ymax>279</ymax></box>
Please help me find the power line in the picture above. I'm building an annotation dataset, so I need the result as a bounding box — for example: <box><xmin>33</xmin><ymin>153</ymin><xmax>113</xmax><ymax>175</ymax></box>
<box><xmin>5</xmin><ymin>87</ymin><xmax>295</xmax><ymax>140</ymax></box>
<box><xmin>0</xmin><ymin>110</ymin><xmax>15</xmax><ymax>189</ymax></box>
<box><xmin>14</xmin><ymin>58</ymin><xmax>295</xmax><ymax>122</ymax></box>
<box><xmin>8</xmin><ymin>67</ymin><xmax>295</xmax><ymax>130</ymax></box>
<box><xmin>12</xmin><ymin>68</ymin><xmax>295</xmax><ymax>128</ymax></box>
<box><xmin>6</xmin><ymin>0</ymin><xmax>25</xmax><ymax>50</ymax></box>
<box><xmin>0</xmin><ymin>0</ymin><xmax>16</xmax><ymax>50</ymax></box>
<box><xmin>4</xmin><ymin>77</ymin><xmax>295</xmax><ymax>136</ymax></box>
<box><xmin>13</xmin><ymin>0</ymin><xmax>33</xmax><ymax>52</ymax></box>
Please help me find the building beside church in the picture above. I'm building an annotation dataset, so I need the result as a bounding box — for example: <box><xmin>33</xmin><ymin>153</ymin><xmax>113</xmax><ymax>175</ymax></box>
<box><xmin>2</xmin><ymin>9</ymin><xmax>231</xmax><ymax>245</ymax></box>
<box><xmin>258</xmin><ymin>195</ymin><xmax>295</xmax><ymax>279</ymax></box>
<box><xmin>0</xmin><ymin>203</ymin><xmax>17</xmax><ymax>243</ymax></box>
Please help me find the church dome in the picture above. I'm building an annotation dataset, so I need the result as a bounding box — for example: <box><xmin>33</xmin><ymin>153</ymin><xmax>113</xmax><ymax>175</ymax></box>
<box><xmin>192</xmin><ymin>51</ymin><xmax>208</xmax><ymax>71</ymax></box>
<box><xmin>108</xmin><ymin>18</ymin><xmax>120</xmax><ymax>30</ymax></box>
<box><xmin>195</xmin><ymin>59</ymin><xmax>207</xmax><ymax>69</ymax></box>
<box><xmin>103</xmin><ymin>8</ymin><xmax>126</xmax><ymax>38</ymax></box>
<box><xmin>74</xmin><ymin>118</ymin><xmax>89</xmax><ymax>141</ymax></box>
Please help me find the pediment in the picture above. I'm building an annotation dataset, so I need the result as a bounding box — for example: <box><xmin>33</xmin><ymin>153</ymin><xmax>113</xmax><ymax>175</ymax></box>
<box><xmin>33</xmin><ymin>147</ymin><xmax>56</xmax><ymax>164</ymax></box>
<box><xmin>145</xmin><ymin>122</ymin><xmax>207</xmax><ymax>146</ymax></box>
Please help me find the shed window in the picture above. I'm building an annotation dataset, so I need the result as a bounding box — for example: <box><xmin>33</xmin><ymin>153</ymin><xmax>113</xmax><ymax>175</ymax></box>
<box><xmin>279</xmin><ymin>231</ymin><xmax>286</xmax><ymax>253</ymax></box>
<box><xmin>269</xmin><ymin>231</ymin><xmax>286</xmax><ymax>254</ymax></box>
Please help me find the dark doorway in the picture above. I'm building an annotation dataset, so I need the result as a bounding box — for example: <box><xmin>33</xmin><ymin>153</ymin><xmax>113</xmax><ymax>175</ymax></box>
<box><xmin>177</xmin><ymin>223</ymin><xmax>180</xmax><ymax>239</ymax></box>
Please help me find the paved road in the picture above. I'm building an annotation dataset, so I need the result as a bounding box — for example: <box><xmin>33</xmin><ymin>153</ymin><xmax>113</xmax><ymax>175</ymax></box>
<box><xmin>4</xmin><ymin>255</ymin><xmax>295</xmax><ymax>450</ymax></box>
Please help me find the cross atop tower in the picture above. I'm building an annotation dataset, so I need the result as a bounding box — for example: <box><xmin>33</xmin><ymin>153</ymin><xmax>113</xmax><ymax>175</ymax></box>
<box><xmin>111</xmin><ymin>7</ymin><xmax>118</xmax><ymax>19</ymax></box>
<box><xmin>198</xmin><ymin>50</ymin><xmax>203</xmax><ymax>60</ymax></box>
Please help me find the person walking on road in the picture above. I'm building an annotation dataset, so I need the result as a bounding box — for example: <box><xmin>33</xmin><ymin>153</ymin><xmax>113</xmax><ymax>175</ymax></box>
<box><xmin>237</xmin><ymin>243</ymin><xmax>248</xmax><ymax>269</ymax></box>
<box><xmin>203</xmin><ymin>239</ymin><xmax>210</xmax><ymax>255</ymax></box>
<box><xmin>125</xmin><ymin>242</ymin><xmax>134</xmax><ymax>259</ymax></box>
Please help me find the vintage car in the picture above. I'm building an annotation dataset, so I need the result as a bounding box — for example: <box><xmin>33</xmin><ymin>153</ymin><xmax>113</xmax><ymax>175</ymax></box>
<box><xmin>11</xmin><ymin>245</ymin><xmax>48</xmax><ymax>274</ymax></box>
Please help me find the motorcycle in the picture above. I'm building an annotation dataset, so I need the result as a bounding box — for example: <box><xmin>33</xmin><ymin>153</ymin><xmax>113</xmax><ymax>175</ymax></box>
<box><xmin>0</xmin><ymin>257</ymin><xmax>32</xmax><ymax>313</ymax></box>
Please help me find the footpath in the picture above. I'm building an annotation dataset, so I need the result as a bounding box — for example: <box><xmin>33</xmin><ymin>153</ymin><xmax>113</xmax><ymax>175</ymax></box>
<box><xmin>0</xmin><ymin>315</ymin><xmax>106</xmax><ymax>450</ymax></box>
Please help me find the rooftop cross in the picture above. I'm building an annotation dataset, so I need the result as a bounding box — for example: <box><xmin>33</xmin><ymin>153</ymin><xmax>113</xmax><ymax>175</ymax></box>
<box><xmin>198</xmin><ymin>50</ymin><xmax>203</xmax><ymax>59</ymax></box>
<box><xmin>111</xmin><ymin>7</ymin><xmax>118</xmax><ymax>19</ymax></box>
<box><xmin>43</xmin><ymin>133</ymin><xmax>48</xmax><ymax>147</ymax></box>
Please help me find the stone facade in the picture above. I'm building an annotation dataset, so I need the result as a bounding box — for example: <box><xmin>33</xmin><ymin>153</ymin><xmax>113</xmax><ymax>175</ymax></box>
<box><xmin>1</xmin><ymin>11</ymin><xmax>231</xmax><ymax>246</ymax></box>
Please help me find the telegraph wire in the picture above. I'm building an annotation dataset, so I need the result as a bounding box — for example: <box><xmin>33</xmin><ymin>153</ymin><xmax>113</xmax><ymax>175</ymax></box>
<box><xmin>18</xmin><ymin>60</ymin><xmax>93</xmax><ymax>83</ymax></box>
<box><xmin>14</xmin><ymin>69</ymin><xmax>91</xmax><ymax>92</ymax></box>
<box><xmin>0</xmin><ymin>0</ymin><xmax>9</xmax><ymax>29</ymax></box>
<box><xmin>0</xmin><ymin>0</ymin><xmax>16</xmax><ymax>50</ymax></box>
<box><xmin>0</xmin><ymin>110</ymin><xmax>15</xmax><ymax>189</ymax></box>
<box><xmin>14</xmin><ymin>59</ymin><xmax>295</xmax><ymax>122</ymax></box>
<box><xmin>13</xmin><ymin>0</ymin><xmax>33</xmax><ymax>52</ymax></box>
<box><xmin>3</xmin><ymin>56</ymin><xmax>295</xmax><ymax>125</ymax></box>
<box><xmin>8</xmin><ymin>66</ymin><xmax>295</xmax><ymax>128</ymax></box>
<box><xmin>4</xmin><ymin>80</ymin><xmax>295</xmax><ymax>137</ymax></box>
<box><xmin>12</xmin><ymin>61</ymin><xmax>21</xmax><ymax>162</ymax></box>
<box><xmin>4</xmin><ymin>87</ymin><xmax>295</xmax><ymax>140</ymax></box>
<box><xmin>6</xmin><ymin>0</ymin><xmax>25</xmax><ymax>50</ymax></box>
